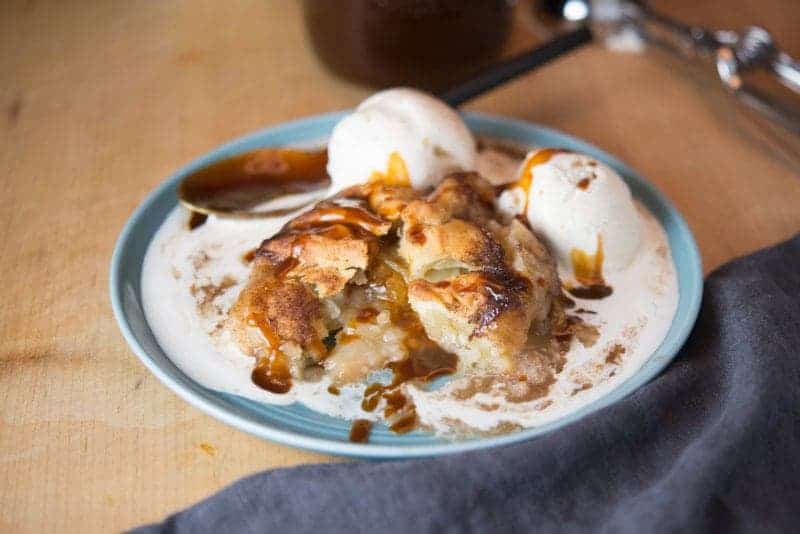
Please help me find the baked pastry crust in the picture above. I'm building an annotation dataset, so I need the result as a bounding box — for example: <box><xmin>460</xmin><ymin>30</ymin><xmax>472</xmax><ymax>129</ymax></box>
<box><xmin>228</xmin><ymin>173</ymin><xmax>560</xmax><ymax>385</ymax></box>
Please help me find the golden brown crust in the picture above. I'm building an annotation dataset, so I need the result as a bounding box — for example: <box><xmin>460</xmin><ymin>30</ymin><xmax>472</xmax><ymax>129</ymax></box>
<box><xmin>408</xmin><ymin>271</ymin><xmax>533</xmax><ymax>362</ymax></box>
<box><xmin>397</xmin><ymin>174</ymin><xmax>509</xmax><ymax>280</ymax></box>
<box><xmin>227</xmin><ymin>259</ymin><xmax>328</xmax><ymax>370</ymax></box>
<box><xmin>398</xmin><ymin>215</ymin><xmax>498</xmax><ymax>279</ymax></box>
<box><xmin>255</xmin><ymin>195</ymin><xmax>392</xmax><ymax>297</ymax></box>
<box><xmin>228</xmin><ymin>192</ymin><xmax>395</xmax><ymax>372</ymax></box>
<box><xmin>260</xmin><ymin>229</ymin><xmax>374</xmax><ymax>298</ymax></box>
<box><xmin>494</xmin><ymin>218</ymin><xmax>560</xmax><ymax>325</ymax></box>
<box><xmin>228</xmin><ymin>171</ymin><xmax>559</xmax><ymax>380</ymax></box>
<box><xmin>426</xmin><ymin>172</ymin><xmax>496</xmax><ymax>223</ymax></box>
<box><xmin>398</xmin><ymin>174</ymin><xmax>557</xmax><ymax>371</ymax></box>
<box><xmin>365</xmin><ymin>184</ymin><xmax>419</xmax><ymax>221</ymax></box>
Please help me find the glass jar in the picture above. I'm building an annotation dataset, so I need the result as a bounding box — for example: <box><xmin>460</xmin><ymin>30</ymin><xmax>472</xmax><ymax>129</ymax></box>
<box><xmin>303</xmin><ymin>0</ymin><xmax>516</xmax><ymax>91</ymax></box>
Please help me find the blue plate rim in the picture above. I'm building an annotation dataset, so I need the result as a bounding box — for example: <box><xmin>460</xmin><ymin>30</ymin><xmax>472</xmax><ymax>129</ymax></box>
<box><xmin>110</xmin><ymin>111</ymin><xmax>703</xmax><ymax>459</ymax></box>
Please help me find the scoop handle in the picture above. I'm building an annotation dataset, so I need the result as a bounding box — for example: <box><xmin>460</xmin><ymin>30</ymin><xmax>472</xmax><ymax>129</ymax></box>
<box><xmin>438</xmin><ymin>26</ymin><xmax>594</xmax><ymax>108</ymax></box>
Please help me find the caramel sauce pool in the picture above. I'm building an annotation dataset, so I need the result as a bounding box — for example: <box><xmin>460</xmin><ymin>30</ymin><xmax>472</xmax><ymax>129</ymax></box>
<box><xmin>179</xmin><ymin>148</ymin><xmax>330</xmax><ymax>214</ymax></box>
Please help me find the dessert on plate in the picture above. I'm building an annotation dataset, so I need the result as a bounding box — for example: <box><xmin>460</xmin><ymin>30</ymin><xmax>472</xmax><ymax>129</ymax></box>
<box><xmin>141</xmin><ymin>88</ymin><xmax>678</xmax><ymax>440</ymax></box>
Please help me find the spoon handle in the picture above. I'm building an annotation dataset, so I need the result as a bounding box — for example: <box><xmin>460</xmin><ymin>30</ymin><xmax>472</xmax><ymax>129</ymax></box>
<box><xmin>439</xmin><ymin>26</ymin><xmax>593</xmax><ymax>108</ymax></box>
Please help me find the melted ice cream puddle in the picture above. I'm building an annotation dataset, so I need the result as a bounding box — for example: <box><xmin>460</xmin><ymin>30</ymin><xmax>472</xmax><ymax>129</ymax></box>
<box><xmin>141</xmin><ymin>143</ymin><xmax>678</xmax><ymax>437</ymax></box>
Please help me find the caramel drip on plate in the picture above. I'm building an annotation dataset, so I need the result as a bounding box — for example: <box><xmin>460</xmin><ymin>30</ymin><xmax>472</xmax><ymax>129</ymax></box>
<box><xmin>568</xmin><ymin>235</ymin><xmax>613</xmax><ymax>300</ymax></box>
<box><xmin>571</xmin><ymin>234</ymin><xmax>605</xmax><ymax>286</ymax></box>
<box><xmin>349</xmin><ymin>419</ymin><xmax>372</xmax><ymax>443</ymax></box>
<box><xmin>247</xmin><ymin>313</ymin><xmax>293</xmax><ymax>394</ymax></box>
<box><xmin>289</xmin><ymin>205</ymin><xmax>389</xmax><ymax>235</ymax></box>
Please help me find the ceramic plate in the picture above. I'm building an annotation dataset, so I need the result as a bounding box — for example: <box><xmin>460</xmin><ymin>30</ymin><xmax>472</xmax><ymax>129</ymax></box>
<box><xmin>110</xmin><ymin>112</ymin><xmax>703</xmax><ymax>459</ymax></box>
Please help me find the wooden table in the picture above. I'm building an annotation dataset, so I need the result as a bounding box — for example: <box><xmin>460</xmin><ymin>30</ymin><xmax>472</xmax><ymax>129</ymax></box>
<box><xmin>2</xmin><ymin>0</ymin><xmax>798</xmax><ymax>531</ymax></box>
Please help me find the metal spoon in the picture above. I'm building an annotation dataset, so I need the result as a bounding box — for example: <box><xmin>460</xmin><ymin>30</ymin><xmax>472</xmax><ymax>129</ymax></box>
<box><xmin>178</xmin><ymin>147</ymin><xmax>331</xmax><ymax>218</ymax></box>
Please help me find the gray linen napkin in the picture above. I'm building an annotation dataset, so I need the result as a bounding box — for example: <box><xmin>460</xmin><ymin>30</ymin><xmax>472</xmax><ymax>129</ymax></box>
<box><xmin>135</xmin><ymin>234</ymin><xmax>800</xmax><ymax>534</ymax></box>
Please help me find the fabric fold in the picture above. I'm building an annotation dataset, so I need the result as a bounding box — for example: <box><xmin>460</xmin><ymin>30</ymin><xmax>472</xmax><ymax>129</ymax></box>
<box><xmin>135</xmin><ymin>234</ymin><xmax>800</xmax><ymax>534</ymax></box>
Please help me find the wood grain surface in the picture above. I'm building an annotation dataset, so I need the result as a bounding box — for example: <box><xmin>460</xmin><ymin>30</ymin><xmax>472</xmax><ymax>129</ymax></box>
<box><xmin>1</xmin><ymin>0</ymin><xmax>798</xmax><ymax>531</ymax></box>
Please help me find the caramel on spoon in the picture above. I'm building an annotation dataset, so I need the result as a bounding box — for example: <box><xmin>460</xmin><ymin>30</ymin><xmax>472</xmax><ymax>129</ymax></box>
<box><xmin>178</xmin><ymin>147</ymin><xmax>331</xmax><ymax>218</ymax></box>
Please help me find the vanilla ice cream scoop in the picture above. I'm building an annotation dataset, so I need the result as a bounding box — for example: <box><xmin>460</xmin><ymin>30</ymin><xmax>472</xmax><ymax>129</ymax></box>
<box><xmin>498</xmin><ymin>149</ymin><xmax>642</xmax><ymax>279</ymax></box>
<box><xmin>326</xmin><ymin>88</ymin><xmax>476</xmax><ymax>191</ymax></box>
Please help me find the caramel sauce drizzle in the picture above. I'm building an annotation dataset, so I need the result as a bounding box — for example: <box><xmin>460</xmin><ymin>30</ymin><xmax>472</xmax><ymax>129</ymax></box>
<box><xmin>369</xmin><ymin>151</ymin><xmax>410</xmax><ymax>186</ymax></box>
<box><xmin>342</xmin><ymin>263</ymin><xmax>458</xmax><ymax>438</ymax></box>
<box><xmin>259</xmin><ymin>195</ymin><xmax>390</xmax><ymax>287</ymax></box>
<box><xmin>571</xmin><ymin>234</ymin><xmax>605</xmax><ymax>286</ymax></box>
<box><xmin>290</xmin><ymin>205</ymin><xmax>389</xmax><ymax>235</ymax></box>
<box><xmin>515</xmin><ymin>148</ymin><xmax>568</xmax><ymax>214</ymax></box>
<box><xmin>247</xmin><ymin>313</ymin><xmax>293</xmax><ymax>394</ymax></box>
<box><xmin>568</xmin><ymin>235</ymin><xmax>613</xmax><ymax>300</ymax></box>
